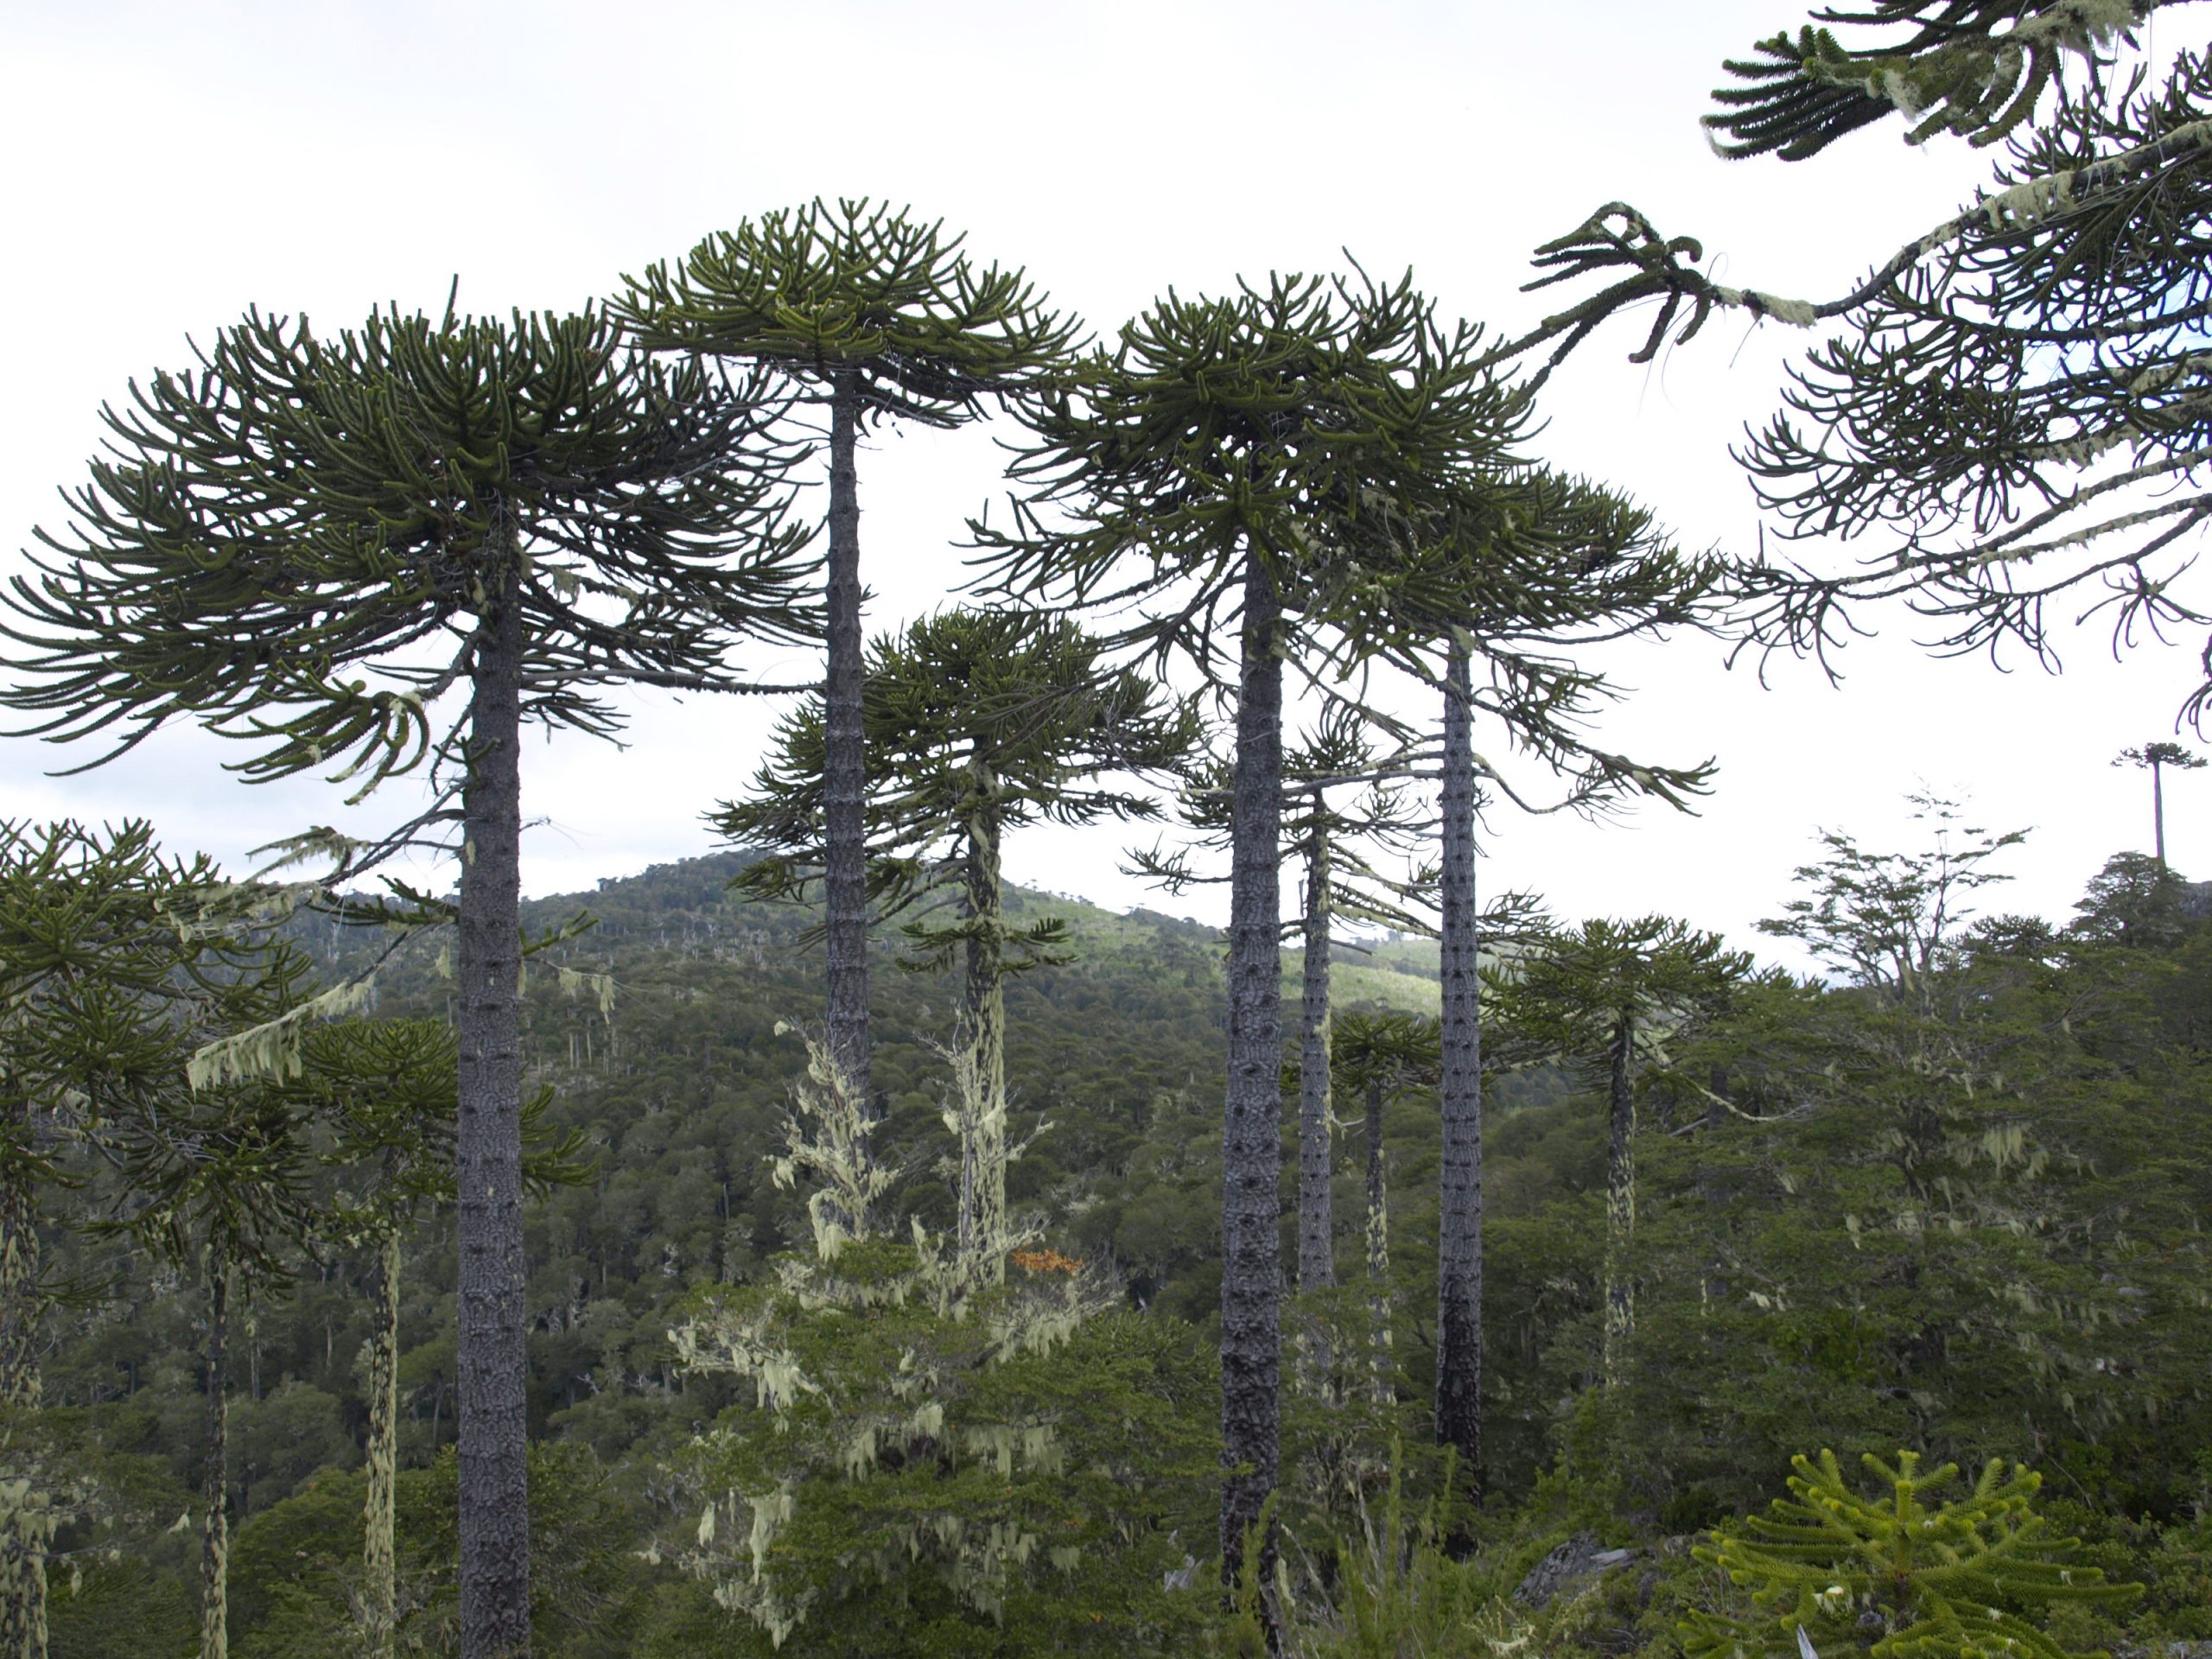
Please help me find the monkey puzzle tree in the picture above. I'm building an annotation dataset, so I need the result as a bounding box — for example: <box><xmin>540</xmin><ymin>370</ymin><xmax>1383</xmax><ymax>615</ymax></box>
<box><xmin>1503</xmin><ymin>3</ymin><xmax>2212</xmax><ymax>721</ymax></box>
<box><xmin>0</xmin><ymin>302</ymin><xmax>812</xmax><ymax>1659</ymax></box>
<box><xmin>974</xmin><ymin>267</ymin><xmax>1526</xmax><ymax>1585</ymax></box>
<box><xmin>1344</xmin><ymin>465</ymin><xmax>1722</xmax><ymax>1493</ymax></box>
<box><xmin>0</xmin><ymin>819</ymin><xmax>256</xmax><ymax>1659</ymax></box>
<box><xmin>713</xmin><ymin>607</ymin><xmax>1194</xmax><ymax>1275</ymax></box>
<box><xmin>618</xmin><ymin>200</ymin><xmax>1079</xmax><ymax>1122</ymax></box>
<box><xmin>1483</xmin><ymin>916</ymin><xmax>1751</xmax><ymax>1387</ymax></box>
<box><xmin>2114</xmin><ymin>740</ymin><xmax>2205</xmax><ymax>870</ymax></box>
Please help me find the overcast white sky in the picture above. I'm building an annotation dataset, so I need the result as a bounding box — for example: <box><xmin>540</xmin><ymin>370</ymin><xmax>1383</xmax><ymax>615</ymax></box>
<box><xmin>3</xmin><ymin>1</ymin><xmax>2202</xmax><ymax>969</ymax></box>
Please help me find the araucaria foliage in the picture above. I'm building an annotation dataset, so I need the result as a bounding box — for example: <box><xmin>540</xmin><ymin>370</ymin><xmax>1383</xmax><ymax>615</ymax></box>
<box><xmin>1681</xmin><ymin>1449</ymin><xmax>2138</xmax><ymax>1659</ymax></box>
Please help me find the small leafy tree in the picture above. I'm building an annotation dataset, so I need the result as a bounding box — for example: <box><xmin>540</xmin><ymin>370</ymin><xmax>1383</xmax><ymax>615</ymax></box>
<box><xmin>1680</xmin><ymin>1449</ymin><xmax>2138</xmax><ymax>1659</ymax></box>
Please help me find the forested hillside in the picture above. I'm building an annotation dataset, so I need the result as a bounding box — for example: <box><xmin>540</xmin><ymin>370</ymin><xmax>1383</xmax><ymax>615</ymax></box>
<box><xmin>22</xmin><ymin>841</ymin><xmax>2212</xmax><ymax>1657</ymax></box>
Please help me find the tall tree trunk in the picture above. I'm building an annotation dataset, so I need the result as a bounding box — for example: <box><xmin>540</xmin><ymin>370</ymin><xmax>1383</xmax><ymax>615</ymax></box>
<box><xmin>363</xmin><ymin>1228</ymin><xmax>401</xmax><ymax>1659</ymax></box>
<box><xmin>1434</xmin><ymin>642</ymin><xmax>1484</xmax><ymax>1495</ymax></box>
<box><xmin>1220</xmin><ymin>556</ymin><xmax>1284</xmax><ymax>1592</ymax></box>
<box><xmin>823</xmin><ymin>369</ymin><xmax>873</xmax><ymax>1120</ymax></box>
<box><xmin>1296</xmin><ymin>814</ymin><xmax>1334</xmax><ymax>1294</ymax></box>
<box><xmin>1602</xmin><ymin>1014</ymin><xmax>1637</xmax><ymax>1388</ymax></box>
<box><xmin>456</xmin><ymin>556</ymin><xmax>531</xmax><ymax>1659</ymax></box>
<box><xmin>1363</xmin><ymin>1072</ymin><xmax>1391</xmax><ymax>1405</ymax></box>
<box><xmin>0</xmin><ymin>1123</ymin><xmax>47</xmax><ymax>1659</ymax></box>
<box><xmin>959</xmin><ymin>785</ymin><xmax>1008</xmax><ymax>1283</ymax></box>
<box><xmin>200</xmin><ymin>1257</ymin><xmax>232</xmax><ymax>1659</ymax></box>
<box><xmin>2153</xmin><ymin>756</ymin><xmax>2168</xmax><ymax>871</ymax></box>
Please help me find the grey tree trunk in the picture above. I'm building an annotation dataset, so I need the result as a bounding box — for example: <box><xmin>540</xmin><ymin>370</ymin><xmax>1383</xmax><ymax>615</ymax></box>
<box><xmin>456</xmin><ymin>556</ymin><xmax>531</xmax><ymax>1659</ymax></box>
<box><xmin>1363</xmin><ymin>1073</ymin><xmax>1391</xmax><ymax>1404</ymax></box>
<box><xmin>1603</xmin><ymin>1014</ymin><xmax>1636</xmax><ymax>1387</ymax></box>
<box><xmin>363</xmin><ymin>1229</ymin><xmax>401</xmax><ymax>1659</ymax></box>
<box><xmin>2154</xmin><ymin>757</ymin><xmax>2168</xmax><ymax>871</ymax></box>
<box><xmin>823</xmin><ymin>369</ymin><xmax>873</xmax><ymax>1120</ymax></box>
<box><xmin>200</xmin><ymin>1259</ymin><xmax>231</xmax><ymax>1659</ymax></box>
<box><xmin>1433</xmin><ymin>643</ymin><xmax>1483</xmax><ymax>1492</ymax></box>
<box><xmin>959</xmin><ymin>785</ymin><xmax>1008</xmax><ymax>1282</ymax></box>
<box><xmin>1220</xmin><ymin>556</ymin><xmax>1284</xmax><ymax>1588</ymax></box>
<box><xmin>1296</xmin><ymin>814</ymin><xmax>1334</xmax><ymax>1294</ymax></box>
<box><xmin>0</xmin><ymin>1128</ymin><xmax>48</xmax><ymax>1659</ymax></box>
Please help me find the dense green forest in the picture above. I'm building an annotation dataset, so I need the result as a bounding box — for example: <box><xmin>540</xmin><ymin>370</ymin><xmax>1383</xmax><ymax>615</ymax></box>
<box><xmin>14</xmin><ymin>836</ymin><xmax>2212</xmax><ymax>1658</ymax></box>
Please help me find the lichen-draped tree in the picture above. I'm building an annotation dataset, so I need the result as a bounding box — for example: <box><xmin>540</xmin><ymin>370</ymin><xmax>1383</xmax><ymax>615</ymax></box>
<box><xmin>101</xmin><ymin>938</ymin><xmax>324</xmax><ymax>1659</ymax></box>
<box><xmin>618</xmin><ymin>200</ymin><xmax>1078</xmax><ymax>1128</ymax></box>
<box><xmin>1499</xmin><ymin>4</ymin><xmax>2212</xmax><ymax>726</ymax></box>
<box><xmin>712</xmin><ymin>608</ymin><xmax>1192</xmax><ymax>1278</ymax></box>
<box><xmin>1331</xmin><ymin>1012</ymin><xmax>1441</xmax><ymax>1402</ymax></box>
<box><xmin>974</xmin><ymin>267</ymin><xmax>1527</xmax><ymax>1592</ymax></box>
<box><xmin>0</xmin><ymin>302</ymin><xmax>812</xmax><ymax>1659</ymax></box>
<box><xmin>1481</xmin><ymin>916</ymin><xmax>1750</xmax><ymax>1387</ymax></box>
<box><xmin>0</xmin><ymin>820</ymin><xmax>253</xmax><ymax>1659</ymax></box>
<box><xmin>1348</xmin><ymin>466</ymin><xmax>1725</xmax><ymax>1496</ymax></box>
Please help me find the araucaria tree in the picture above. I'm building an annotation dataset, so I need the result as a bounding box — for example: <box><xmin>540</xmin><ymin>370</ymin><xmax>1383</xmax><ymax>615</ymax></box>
<box><xmin>619</xmin><ymin>200</ymin><xmax>1077</xmax><ymax>1122</ymax></box>
<box><xmin>975</xmin><ymin>268</ymin><xmax>1525</xmax><ymax>1584</ymax></box>
<box><xmin>1507</xmin><ymin>3</ymin><xmax>2212</xmax><ymax>721</ymax></box>
<box><xmin>2114</xmin><ymin>741</ymin><xmax>2205</xmax><ymax>870</ymax></box>
<box><xmin>1484</xmin><ymin>916</ymin><xmax>1750</xmax><ymax>1386</ymax></box>
<box><xmin>0</xmin><ymin>302</ymin><xmax>812</xmax><ymax>1659</ymax></box>
<box><xmin>714</xmin><ymin>607</ymin><xmax>1194</xmax><ymax>1274</ymax></box>
<box><xmin>0</xmin><ymin>819</ymin><xmax>250</xmax><ymax>1659</ymax></box>
<box><xmin>1350</xmin><ymin>467</ymin><xmax>1721</xmax><ymax>1491</ymax></box>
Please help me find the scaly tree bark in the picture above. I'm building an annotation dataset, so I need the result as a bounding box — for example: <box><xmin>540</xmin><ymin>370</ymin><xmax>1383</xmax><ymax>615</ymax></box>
<box><xmin>1433</xmin><ymin>643</ymin><xmax>1484</xmax><ymax>1481</ymax></box>
<box><xmin>620</xmin><ymin>201</ymin><xmax>1077</xmax><ymax>1122</ymax></box>
<box><xmin>0</xmin><ymin>303</ymin><xmax>810</xmax><ymax>1659</ymax></box>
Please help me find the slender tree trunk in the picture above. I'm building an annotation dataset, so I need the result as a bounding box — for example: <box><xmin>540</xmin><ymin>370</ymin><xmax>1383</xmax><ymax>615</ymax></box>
<box><xmin>200</xmin><ymin>1257</ymin><xmax>231</xmax><ymax>1659</ymax></box>
<box><xmin>1700</xmin><ymin>1065</ymin><xmax>1728</xmax><ymax>1313</ymax></box>
<box><xmin>1602</xmin><ymin>1014</ymin><xmax>1636</xmax><ymax>1388</ymax></box>
<box><xmin>2153</xmin><ymin>757</ymin><xmax>2168</xmax><ymax>871</ymax></box>
<box><xmin>1434</xmin><ymin>642</ymin><xmax>1483</xmax><ymax>1496</ymax></box>
<box><xmin>823</xmin><ymin>369</ymin><xmax>873</xmax><ymax>1119</ymax></box>
<box><xmin>960</xmin><ymin>787</ymin><xmax>1008</xmax><ymax>1282</ymax></box>
<box><xmin>1220</xmin><ymin>556</ymin><xmax>1284</xmax><ymax>1591</ymax></box>
<box><xmin>456</xmin><ymin>555</ymin><xmax>531</xmax><ymax>1659</ymax></box>
<box><xmin>0</xmin><ymin>1120</ymin><xmax>48</xmax><ymax>1659</ymax></box>
<box><xmin>1363</xmin><ymin>1073</ymin><xmax>1391</xmax><ymax>1404</ymax></box>
<box><xmin>363</xmin><ymin>1229</ymin><xmax>401</xmax><ymax>1659</ymax></box>
<box><xmin>1297</xmin><ymin>814</ymin><xmax>1334</xmax><ymax>1294</ymax></box>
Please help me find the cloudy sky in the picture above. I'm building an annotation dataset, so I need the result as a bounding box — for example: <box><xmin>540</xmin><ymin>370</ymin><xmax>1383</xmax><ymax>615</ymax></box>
<box><xmin>2</xmin><ymin>1</ymin><xmax>2199</xmax><ymax>969</ymax></box>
